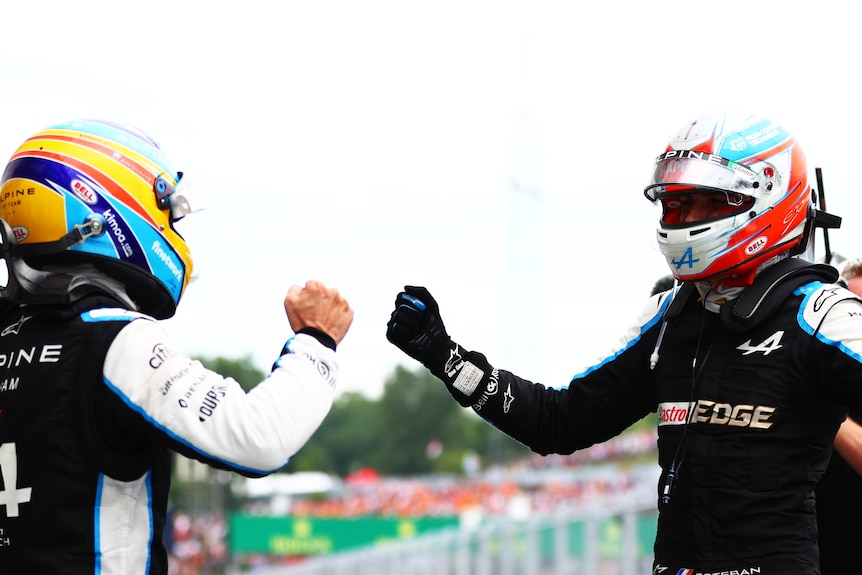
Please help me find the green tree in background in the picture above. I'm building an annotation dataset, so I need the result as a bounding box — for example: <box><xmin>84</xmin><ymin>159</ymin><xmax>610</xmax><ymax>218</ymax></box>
<box><xmin>285</xmin><ymin>391</ymin><xmax>379</xmax><ymax>473</ymax></box>
<box><xmin>287</xmin><ymin>365</ymin><xmax>530</xmax><ymax>476</ymax></box>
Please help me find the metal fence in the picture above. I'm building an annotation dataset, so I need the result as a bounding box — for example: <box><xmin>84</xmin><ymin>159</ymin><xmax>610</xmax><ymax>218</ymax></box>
<box><xmin>249</xmin><ymin>495</ymin><xmax>657</xmax><ymax>575</ymax></box>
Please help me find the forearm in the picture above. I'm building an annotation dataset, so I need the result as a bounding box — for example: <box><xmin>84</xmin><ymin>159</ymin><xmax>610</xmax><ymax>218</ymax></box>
<box><xmin>104</xmin><ymin>321</ymin><xmax>338</xmax><ymax>476</ymax></box>
<box><xmin>833</xmin><ymin>416</ymin><xmax>862</xmax><ymax>476</ymax></box>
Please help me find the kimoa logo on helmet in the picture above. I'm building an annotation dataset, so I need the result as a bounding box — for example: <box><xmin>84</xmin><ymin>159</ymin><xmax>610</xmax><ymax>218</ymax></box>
<box><xmin>102</xmin><ymin>209</ymin><xmax>128</xmax><ymax>244</ymax></box>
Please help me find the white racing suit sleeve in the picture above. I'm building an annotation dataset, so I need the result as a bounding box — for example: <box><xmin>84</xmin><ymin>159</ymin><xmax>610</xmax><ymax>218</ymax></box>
<box><xmin>102</xmin><ymin>316</ymin><xmax>337</xmax><ymax>476</ymax></box>
<box><xmin>801</xmin><ymin>289</ymin><xmax>862</xmax><ymax>357</ymax></box>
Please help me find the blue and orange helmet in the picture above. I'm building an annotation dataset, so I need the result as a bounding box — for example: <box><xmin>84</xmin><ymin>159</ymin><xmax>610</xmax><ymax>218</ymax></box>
<box><xmin>0</xmin><ymin>119</ymin><xmax>196</xmax><ymax>318</ymax></box>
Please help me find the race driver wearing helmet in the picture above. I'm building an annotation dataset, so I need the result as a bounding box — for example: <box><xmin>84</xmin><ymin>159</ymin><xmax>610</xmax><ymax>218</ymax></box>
<box><xmin>387</xmin><ymin>111</ymin><xmax>859</xmax><ymax>573</ymax></box>
<box><xmin>0</xmin><ymin>120</ymin><xmax>353</xmax><ymax>574</ymax></box>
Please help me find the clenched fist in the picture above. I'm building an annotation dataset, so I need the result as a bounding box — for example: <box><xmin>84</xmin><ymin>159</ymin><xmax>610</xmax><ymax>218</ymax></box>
<box><xmin>285</xmin><ymin>280</ymin><xmax>353</xmax><ymax>346</ymax></box>
<box><xmin>386</xmin><ymin>285</ymin><xmax>492</xmax><ymax>408</ymax></box>
<box><xmin>386</xmin><ymin>285</ymin><xmax>451</xmax><ymax>366</ymax></box>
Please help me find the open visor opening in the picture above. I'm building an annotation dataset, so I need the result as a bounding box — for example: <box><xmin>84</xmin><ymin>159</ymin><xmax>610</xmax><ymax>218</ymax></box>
<box><xmin>654</xmin><ymin>190</ymin><xmax>755</xmax><ymax>225</ymax></box>
<box><xmin>644</xmin><ymin>153</ymin><xmax>769</xmax><ymax>201</ymax></box>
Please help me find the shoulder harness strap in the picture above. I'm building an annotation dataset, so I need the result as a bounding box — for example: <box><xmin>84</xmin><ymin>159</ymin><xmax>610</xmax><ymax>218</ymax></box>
<box><xmin>661</xmin><ymin>258</ymin><xmax>839</xmax><ymax>331</ymax></box>
<box><xmin>720</xmin><ymin>259</ymin><xmax>837</xmax><ymax>331</ymax></box>
<box><xmin>662</xmin><ymin>282</ymin><xmax>696</xmax><ymax>322</ymax></box>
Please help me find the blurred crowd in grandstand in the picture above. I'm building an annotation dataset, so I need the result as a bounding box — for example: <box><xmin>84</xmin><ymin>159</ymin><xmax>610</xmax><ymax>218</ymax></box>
<box><xmin>167</xmin><ymin>511</ymin><xmax>230</xmax><ymax>575</ymax></box>
<box><xmin>165</xmin><ymin>428</ymin><xmax>658</xmax><ymax>574</ymax></box>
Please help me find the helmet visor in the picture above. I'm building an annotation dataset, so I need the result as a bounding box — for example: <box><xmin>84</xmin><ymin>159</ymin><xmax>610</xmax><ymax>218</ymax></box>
<box><xmin>655</xmin><ymin>190</ymin><xmax>755</xmax><ymax>225</ymax></box>
<box><xmin>644</xmin><ymin>152</ymin><xmax>765</xmax><ymax>201</ymax></box>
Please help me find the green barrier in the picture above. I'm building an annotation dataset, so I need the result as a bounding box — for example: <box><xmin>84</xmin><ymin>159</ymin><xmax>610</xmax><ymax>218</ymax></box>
<box><xmin>229</xmin><ymin>515</ymin><xmax>459</xmax><ymax>555</ymax></box>
<box><xmin>453</xmin><ymin>514</ymin><xmax>657</xmax><ymax>560</ymax></box>
<box><xmin>229</xmin><ymin>513</ymin><xmax>658</xmax><ymax>559</ymax></box>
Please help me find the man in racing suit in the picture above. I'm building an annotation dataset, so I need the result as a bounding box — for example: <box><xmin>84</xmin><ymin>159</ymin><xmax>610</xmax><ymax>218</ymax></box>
<box><xmin>387</xmin><ymin>111</ymin><xmax>853</xmax><ymax>574</ymax></box>
<box><xmin>0</xmin><ymin>120</ymin><xmax>353</xmax><ymax>574</ymax></box>
<box><xmin>816</xmin><ymin>259</ymin><xmax>862</xmax><ymax>574</ymax></box>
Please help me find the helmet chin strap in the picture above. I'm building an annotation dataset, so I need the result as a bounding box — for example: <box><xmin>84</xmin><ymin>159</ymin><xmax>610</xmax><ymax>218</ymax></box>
<box><xmin>2</xmin><ymin>216</ymin><xmax>105</xmax><ymax>260</ymax></box>
<box><xmin>0</xmin><ymin>219</ymin><xmax>135</xmax><ymax>309</ymax></box>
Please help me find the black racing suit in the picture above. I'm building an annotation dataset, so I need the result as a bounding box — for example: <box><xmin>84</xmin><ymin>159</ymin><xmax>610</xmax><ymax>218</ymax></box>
<box><xmin>0</xmin><ymin>295</ymin><xmax>339</xmax><ymax>574</ymax></box>
<box><xmin>816</xmin><ymin>410</ymin><xmax>862</xmax><ymax>575</ymax></box>
<box><xmin>436</xmin><ymin>267</ymin><xmax>862</xmax><ymax>574</ymax></box>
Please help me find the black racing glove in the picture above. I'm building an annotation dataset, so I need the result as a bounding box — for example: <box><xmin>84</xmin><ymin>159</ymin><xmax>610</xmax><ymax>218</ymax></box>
<box><xmin>386</xmin><ymin>285</ymin><xmax>492</xmax><ymax>407</ymax></box>
<box><xmin>386</xmin><ymin>286</ymin><xmax>451</xmax><ymax>364</ymax></box>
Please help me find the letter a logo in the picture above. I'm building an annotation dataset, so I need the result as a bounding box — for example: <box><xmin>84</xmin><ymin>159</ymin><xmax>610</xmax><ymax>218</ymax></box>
<box><xmin>737</xmin><ymin>331</ymin><xmax>784</xmax><ymax>355</ymax></box>
<box><xmin>672</xmin><ymin>247</ymin><xmax>699</xmax><ymax>270</ymax></box>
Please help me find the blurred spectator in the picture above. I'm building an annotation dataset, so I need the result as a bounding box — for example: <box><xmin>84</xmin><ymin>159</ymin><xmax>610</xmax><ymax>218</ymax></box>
<box><xmin>167</xmin><ymin>512</ymin><xmax>229</xmax><ymax>575</ymax></box>
<box><xmin>817</xmin><ymin>258</ymin><xmax>862</xmax><ymax>574</ymax></box>
<box><xmin>283</xmin><ymin>429</ymin><xmax>657</xmax><ymax>518</ymax></box>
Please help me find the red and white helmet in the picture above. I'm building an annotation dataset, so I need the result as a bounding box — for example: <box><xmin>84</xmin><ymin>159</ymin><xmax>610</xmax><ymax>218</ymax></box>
<box><xmin>643</xmin><ymin>111</ymin><xmax>811</xmax><ymax>284</ymax></box>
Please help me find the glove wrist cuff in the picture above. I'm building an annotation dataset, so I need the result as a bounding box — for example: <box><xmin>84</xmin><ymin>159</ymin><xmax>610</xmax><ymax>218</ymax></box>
<box><xmin>427</xmin><ymin>342</ymin><xmax>492</xmax><ymax>408</ymax></box>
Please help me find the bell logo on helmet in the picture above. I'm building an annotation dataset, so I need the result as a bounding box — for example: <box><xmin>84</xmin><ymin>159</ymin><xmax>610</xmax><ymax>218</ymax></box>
<box><xmin>12</xmin><ymin>227</ymin><xmax>27</xmax><ymax>242</ymax></box>
<box><xmin>745</xmin><ymin>236</ymin><xmax>768</xmax><ymax>255</ymax></box>
<box><xmin>71</xmin><ymin>179</ymin><xmax>99</xmax><ymax>205</ymax></box>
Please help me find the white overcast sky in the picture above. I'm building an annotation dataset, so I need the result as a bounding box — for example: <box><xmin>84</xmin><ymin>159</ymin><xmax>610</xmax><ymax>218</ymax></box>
<box><xmin>2</xmin><ymin>1</ymin><xmax>860</xmax><ymax>397</ymax></box>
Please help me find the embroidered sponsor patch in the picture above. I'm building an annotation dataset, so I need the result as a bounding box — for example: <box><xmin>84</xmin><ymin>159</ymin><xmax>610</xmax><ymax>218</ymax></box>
<box><xmin>452</xmin><ymin>361</ymin><xmax>484</xmax><ymax>396</ymax></box>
